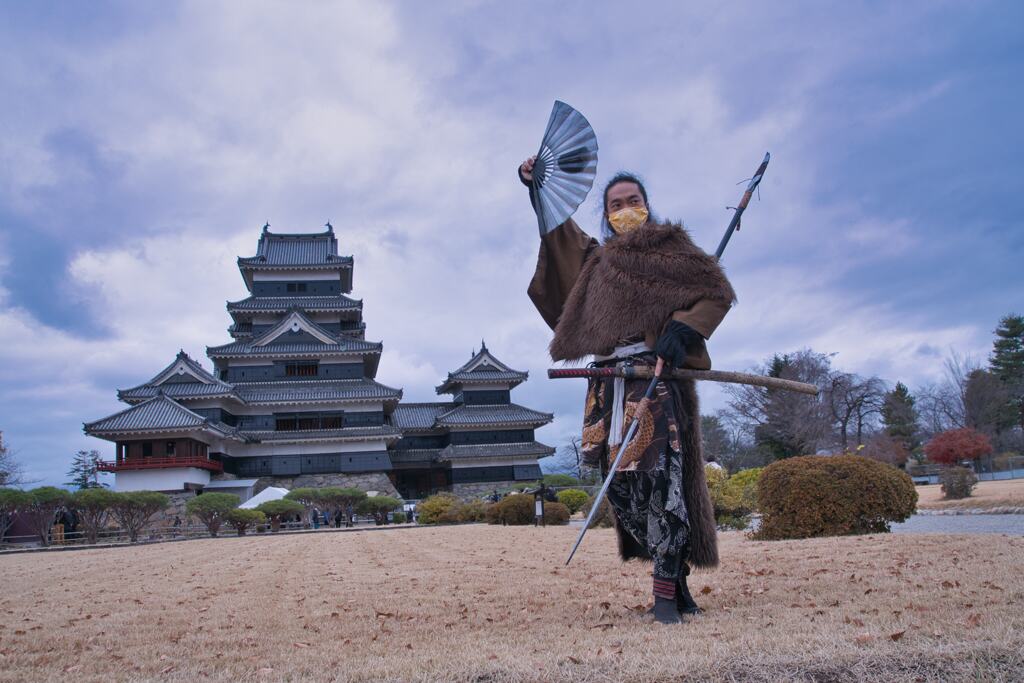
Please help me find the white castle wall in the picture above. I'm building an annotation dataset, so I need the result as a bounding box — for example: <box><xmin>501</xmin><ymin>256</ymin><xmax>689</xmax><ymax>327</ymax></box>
<box><xmin>115</xmin><ymin>467</ymin><xmax>211</xmax><ymax>492</ymax></box>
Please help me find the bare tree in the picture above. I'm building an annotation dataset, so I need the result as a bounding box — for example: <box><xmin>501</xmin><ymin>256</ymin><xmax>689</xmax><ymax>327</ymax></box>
<box><xmin>0</xmin><ymin>433</ymin><xmax>28</xmax><ymax>487</ymax></box>
<box><xmin>540</xmin><ymin>437</ymin><xmax>583</xmax><ymax>480</ymax></box>
<box><xmin>916</xmin><ymin>350</ymin><xmax>1013</xmax><ymax>446</ymax></box>
<box><xmin>703</xmin><ymin>412</ymin><xmax>767</xmax><ymax>473</ymax></box>
<box><xmin>722</xmin><ymin>349</ymin><xmax>834</xmax><ymax>459</ymax></box>
<box><xmin>825</xmin><ymin>373</ymin><xmax>887</xmax><ymax>451</ymax></box>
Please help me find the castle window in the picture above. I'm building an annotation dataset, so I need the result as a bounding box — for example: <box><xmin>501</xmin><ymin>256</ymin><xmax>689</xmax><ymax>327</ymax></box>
<box><xmin>142</xmin><ymin>442</ymin><xmax>153</xmax><ymax>458</ymax></box>
<box><xmin>285</xmin><ymin>362</ymin><xmax>318</xmax><ymax>377</ymax></box>
<box><xmin>321</xmin><ymin>413</ymin><xmax>343</xmax><ymax>429</ymax></box>
<box><xmin>275</xmin><ymin>416</ymin><xmax>298</xmax><ymax>431</ymax></box>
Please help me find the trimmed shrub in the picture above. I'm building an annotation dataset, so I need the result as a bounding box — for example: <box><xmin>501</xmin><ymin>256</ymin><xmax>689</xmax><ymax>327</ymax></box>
<box><xmin>542</xmin><ymin>474</ymin><xmax>581</xmax><ymax>487</ymax></box>
<box><xmin>321</xmin><ymin>487</ymin><xmax>367</xmax><ymax>527</ymax></box>
<box><xmin>706</xmin><ymin>466</ymin><xmax>744</xmax><ymax>530</ymax></box>
<box><xmin>456</xmin><ymin>500</ymin><xmax>488</xmax><ymax>523</ymax></box>
<box><xmin>0</xmin><ymin>488</ymin><xmax>31</xmax><ymax>543</ymax></box>
<box><xmin>495</xmin><ymin>494</ymin><xmax>535</xmax><ymax>525</ymax></box>
<box><xmin>186</xmin><ymin>492</ymin><xmax>240</xmax><ymax>537</ymax></box>
<box><xmin>706</xmin><ymin>466</ymin><xmax>763</xmax><ymax>530</ymax></box>
<box><xmin>939</xmin><ymin>466</ymin><xmax>978</xmax><ymax>500</ymax></box>
<box><xmin>110</xmin><ymin>491</ymin><xmax>169</xmax><ymax>543</ymax></box>
<box><xmin>543</xmin><ymin>502</ymin><xmax>571</xmax><ymax>525</ymax></box>
<box><xmin>416</xmin><ymin>493</ymin><xmax>460</xmax><ymax>525</ymax></box>
<box><xmin>284</xmin><ymin>487</ymin><xmax>319</xmax><ymax>526</ymax></box>
<box><xmin>556</xmin><ymin>489</ymin><xmax>590</xmax><ymax>514</ymax></box>
<box><xmin>755</xmin><ymin>455</ymin><xmax>917</xmax><ymax>540</ymax></box>
<box><xmin>582</xmin><ymin>493</ymin><xmax>615</xmax><ymax>529</ymax></box>
<box><xmin>225</xmin><ymin>508</ymin><xmax>265</xmax><ymax>535</ymax></box>
<box><xmin>256</xmin><ymin>499</ymin><xmax>305</xmax><ymax>531</ymax></box>
<box><xmin>357</xmin><ymin>496</ymin><xmax>402</xmax><ymax>525</ymax></box>
<box><xmin>724</xmin><ymin>467</ymin><xmax>763</xmax><ymax>512</ymax></box>
<box><xmin>484</xmin><ymin>503</ymin><xmax>501</xmax><ymax>524</ymax></box>
<box><xmin>70</xmin><ymin>487</ymin><xmax>117</xmax><ymax>544</ymax></box>
<box><xmin>23</xmin><ymin>487</ymin><xmax>70</xmax><ymax>546</ymax></box>
<box><xmin>391</xmin><ymin>511</ymin><xmax>407</xmax><ymax>524</ymax></box>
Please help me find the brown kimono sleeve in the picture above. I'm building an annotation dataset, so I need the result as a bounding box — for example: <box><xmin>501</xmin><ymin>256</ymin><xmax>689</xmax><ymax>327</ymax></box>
<box><xmin>527</xmin><ymin>218</ymin><xmax>599</xmax><ymax>330</ymax></box>
<box><xmin>674</xmin><ymin>299</ymin><xmax>732</xmax><ymax>370</ymax></box>
<box><xmin>644</xmin><ymin>299</ymin><xmax>733</xmax><ymax>371</ymax></box>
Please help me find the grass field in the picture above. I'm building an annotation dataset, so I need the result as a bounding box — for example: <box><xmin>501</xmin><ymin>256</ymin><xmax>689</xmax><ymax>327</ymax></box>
<box><xmin>916</xmin><ymin>478</ymin><xmax>1024</xmax><ymax>511</ymax></box>
<box><xmin>2</xmin><ymin>526</ymin><xmax>1023</xmax><ymax>682</ymax></box>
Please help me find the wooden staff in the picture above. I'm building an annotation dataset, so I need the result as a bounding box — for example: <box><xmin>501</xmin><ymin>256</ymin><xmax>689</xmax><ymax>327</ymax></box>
<box><xmin>548</xmin><ymin>366</ymin><xmax>819</xmax><ymax>396</ymax></box>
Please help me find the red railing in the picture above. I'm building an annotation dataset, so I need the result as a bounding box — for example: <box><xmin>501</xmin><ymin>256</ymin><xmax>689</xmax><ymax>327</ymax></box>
<box><xmin>96</xmin><ymin>457</ymin><xmax>223</xmax><ymax>473</ymax></box>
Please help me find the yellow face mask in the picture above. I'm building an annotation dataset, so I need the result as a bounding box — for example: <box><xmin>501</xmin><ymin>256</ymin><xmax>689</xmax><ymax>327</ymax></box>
<box><xmin>607</xmin><ymin>206</ymin><xmax>649</xmax><ymax>234</ymax></box>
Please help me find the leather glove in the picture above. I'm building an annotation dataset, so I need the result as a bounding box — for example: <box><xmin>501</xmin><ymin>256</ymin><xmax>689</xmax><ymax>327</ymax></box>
<box><xmin>655</xmin><ymin>320</ymin><xmax>703</xmax><ymax>371</ymax></box>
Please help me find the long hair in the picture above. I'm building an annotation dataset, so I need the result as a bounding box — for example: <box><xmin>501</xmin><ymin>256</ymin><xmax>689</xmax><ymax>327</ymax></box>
<box><xmin>600</xmin><ymin>172</ymin><xmax>655</xmax><ymax>241</ymax></box>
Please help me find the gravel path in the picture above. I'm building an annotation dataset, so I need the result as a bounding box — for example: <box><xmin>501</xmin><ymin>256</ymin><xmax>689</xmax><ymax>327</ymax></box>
<box><xmin>892</xmin><ymin>514</ymin><xmax>1024</xmax><ymax>535</ymax></box>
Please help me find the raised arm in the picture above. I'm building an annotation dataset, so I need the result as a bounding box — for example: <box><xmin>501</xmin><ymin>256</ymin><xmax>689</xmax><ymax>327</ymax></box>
<box><xmin>519</xmin><ymin>156</ymin><xmax>599</xmax><ymax>330</ymax></box>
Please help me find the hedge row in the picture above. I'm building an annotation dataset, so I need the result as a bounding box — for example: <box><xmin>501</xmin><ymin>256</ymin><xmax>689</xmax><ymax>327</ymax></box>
<box><xmin>416</xmin><ymin>493</ymin><xmax>570</xmax><ymax>526</ymax></box>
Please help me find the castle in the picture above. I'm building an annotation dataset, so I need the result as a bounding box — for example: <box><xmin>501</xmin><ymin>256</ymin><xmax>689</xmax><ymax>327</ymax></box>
<box><xmin>84</xmin><ymin>225</ymin><xmax>553</xmax><ymax>505</ymax></box>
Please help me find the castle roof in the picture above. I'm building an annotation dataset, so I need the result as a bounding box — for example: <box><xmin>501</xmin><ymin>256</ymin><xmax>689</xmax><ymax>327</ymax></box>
<box><xmin>118</xmin><ymin>351</ymin><xmax>238</xmax><ymax>404</ymax></box>
<box><xmin>433</xmin><ymin>403</ymin><xmax>553</xmax><ymax>429</ymax></box>
<box><xmin>238</xmin><ymin>425</ymin><xmax>401</xmax><ymax>444</ymax></box>
<box><xmin>226</xmin><ymin>294</ymin><xmax>363</xmax><ymax>317</ymax></box>
<box><xmin>237</xmin><ymin>225</ymin><xmax>354</xmax><ymax>290</ymax></box>
<box><xmin>389</xmin><ymin>402</ymin><xmax>455</xmax><ymax>431</ymax></box>
<box><xmin>233</xmin><ymin>379</ymin><xmax>402</xmax><ymax>407</ymax></box>
<box><xmin>438</xmin><ymin>441</ymin><xmax>555</xmax><ymax>462</ymax></box>
<box><xmin>436</xmin><ymin>341</ymin><xmax>528</xmax><ymax>394</ymax></box>
<box><xmin>84</xmin><ymin>394</ymin><xmax>241</xmax><ymax>439</ymax></box>
<box><xmin>207</xmin><ymin>310</ymin><xmax>382</xmax><ymax>361</ymax></box>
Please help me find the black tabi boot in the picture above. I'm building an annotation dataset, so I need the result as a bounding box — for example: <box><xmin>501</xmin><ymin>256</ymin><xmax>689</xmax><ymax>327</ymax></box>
<box><xmin>652</xmin><ymin>595</ymin><xmax>682</xmax><ymax>625</ymax></box>
<box><xmin>676</xmin><ymin>572</ymin><xmax>703</xmax><ymax>615</ymax></box>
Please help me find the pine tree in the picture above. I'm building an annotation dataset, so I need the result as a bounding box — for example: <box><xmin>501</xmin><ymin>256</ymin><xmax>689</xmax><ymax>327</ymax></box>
<box><xmin>881</xmin><ymin>382</ymin><xmax>920</xmax><ymax>453</ymax></box>
<box><xmin>65</xmin><ymin>450</ymin><xmax>105</xmax><ymax>490</ymax></box>
<box><xmin>990</xmin><ymin>314</ymin><xmax>1024</xmax><ymax>382</ymax></box>
<box><xmin>989</xmin><ymin>314</ymin><xmax>1024</xmax><ymax>432</ymax></box>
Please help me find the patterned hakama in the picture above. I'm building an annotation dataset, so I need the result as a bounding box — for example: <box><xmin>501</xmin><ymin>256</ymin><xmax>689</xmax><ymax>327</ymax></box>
<box><xmin>606</xmin><ymin>450</ymin><xmax>690</xmax><ymax>580</ymax></box>
<box><xmin>581</xmin><ymin>355</ymin><xmax>692</xmax><ymax>581</ymax></box>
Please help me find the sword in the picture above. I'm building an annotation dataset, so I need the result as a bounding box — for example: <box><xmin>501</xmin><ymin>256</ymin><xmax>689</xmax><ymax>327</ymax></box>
<box><xmin>564</xmin><ymin>152</ymin><xmax>772</xmax><ymax>566</ymax></box>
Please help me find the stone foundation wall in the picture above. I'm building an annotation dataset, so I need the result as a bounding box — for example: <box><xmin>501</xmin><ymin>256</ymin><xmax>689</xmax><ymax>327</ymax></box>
<box><xmin>254</xmin><ymin>472</ymin><xmax>401</xmax><ymax>499</ymax></box>
<box><xmin>450</xmin><ymin>481</ymin><xmax>522</xmax><ymax>502</ymax></box>
<box><xmin>153</xmin><ymin>490</ymin><xmax>197</xmax><ymax>528</ymax></box>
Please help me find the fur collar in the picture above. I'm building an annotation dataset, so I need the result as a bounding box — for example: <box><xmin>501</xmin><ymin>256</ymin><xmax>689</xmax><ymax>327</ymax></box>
<box><xmin>549</xmin><ymin>220</ymin><xmax>735</xmax><ymax>361</ymax></box>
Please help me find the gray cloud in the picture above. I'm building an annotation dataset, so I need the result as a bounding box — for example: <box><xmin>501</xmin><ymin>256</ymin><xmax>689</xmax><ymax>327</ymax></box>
<box><xmin>0</xmin><ymin>2</ymin><xmax>1019</xmax><ymax>485</ymax></box>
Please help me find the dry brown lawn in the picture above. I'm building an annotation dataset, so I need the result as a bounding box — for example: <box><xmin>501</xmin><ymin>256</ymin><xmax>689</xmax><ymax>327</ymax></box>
<box><xmin>2</xmin><ymin>526</ymin><xmax>1023</xmax><ymax>682</ymax></box>
<box><xmin>916</xmin><ymin>478</ymin><xmax>1024</xmax><ymax>511</ymax></box>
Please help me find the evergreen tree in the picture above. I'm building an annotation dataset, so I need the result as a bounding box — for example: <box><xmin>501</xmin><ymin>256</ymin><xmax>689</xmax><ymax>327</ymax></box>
<box><xmin>881</xmin><ymin>382</ymin><xmax>920</xmax><ymax>453</ymax></box>
<box><xmin>65</xmin><ymin>450</ymin><xmax>105</xmax><ymax>490</ymax></box>
<box><xmin>989</xmin><ymin>313</ymin><xmax>1024</xmax><ymax>433</ymax></box>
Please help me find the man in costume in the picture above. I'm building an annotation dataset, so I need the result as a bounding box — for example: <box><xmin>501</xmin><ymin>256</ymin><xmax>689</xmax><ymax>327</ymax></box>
<box><xmin>520</xmin><ymin>156</ymin><xmax>735</xmax><ymax>625</ymax></box>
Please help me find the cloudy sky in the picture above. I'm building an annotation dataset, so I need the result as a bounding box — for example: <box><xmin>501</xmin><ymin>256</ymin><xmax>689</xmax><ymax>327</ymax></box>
<box><xmin>1</xmin><ymin>2</ymin><xmax>1021</xmax><ymax>486</ymax></box>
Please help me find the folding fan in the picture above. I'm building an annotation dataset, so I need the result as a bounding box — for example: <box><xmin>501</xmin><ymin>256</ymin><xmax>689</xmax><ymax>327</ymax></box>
<box><xmin>530</xmin><ymin>101</ymin><xmax>599</xmax><ymax>236</ymax></box>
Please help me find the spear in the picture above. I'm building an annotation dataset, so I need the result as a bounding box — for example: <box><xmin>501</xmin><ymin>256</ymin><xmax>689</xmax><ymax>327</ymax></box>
<box><xmin>563</xmin><ymin>152</ymin><xmax>772</xmax><ymax>566</ymax></box>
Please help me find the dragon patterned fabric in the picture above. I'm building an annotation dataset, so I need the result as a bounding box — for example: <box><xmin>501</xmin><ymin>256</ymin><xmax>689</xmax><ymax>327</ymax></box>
<box><xmin>580</xmin><ymin>367</ymin><xmax>682</xmax><ymax>473</ymax></box>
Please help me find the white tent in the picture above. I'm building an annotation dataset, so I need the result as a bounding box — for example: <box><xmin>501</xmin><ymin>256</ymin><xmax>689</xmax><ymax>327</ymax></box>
<box><xmin>239</xmin><ymin>486</ymin><xmax>290</xmax><ymax>509</ymax></box>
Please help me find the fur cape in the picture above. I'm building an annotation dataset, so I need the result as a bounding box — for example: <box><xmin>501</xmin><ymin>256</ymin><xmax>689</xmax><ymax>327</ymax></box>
<box><xmin>549</xmin><ymin>220</ymin><xmax>735</xmax><ymax>362</ymax></box>
<box><xmin>551</xmin><ymin>220</ymin><xmax>731</xmax><ymax>569</ymax></box>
